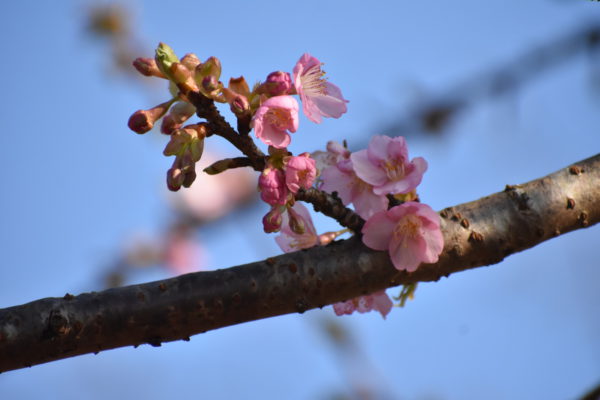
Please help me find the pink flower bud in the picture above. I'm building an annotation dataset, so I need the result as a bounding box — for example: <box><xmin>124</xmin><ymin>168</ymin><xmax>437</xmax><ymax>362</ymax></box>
<box><xmin>259</xmin><ymin>71</ymin><xmax>293</xmax><ymax>96</ymax></box>
<box><xmin>132</xmin><ymin>57</ymin><xmax>166</xmax><ymax>78</ymax></box>
<box><xmin>263</xmin><ymin>206</ymin><xmax>284</xmax><ymax>233</ymax></box>
<box><xmin>180</xmin><ymin>53</ymin><xmax>201</xmax><ymax>71</ymax></box>
<box><xmin>127</xmin><ymin>99</ymin><xmax>173</xmax><ymax>134</ymax></box>
<box><xmin>258</xmin><ymin>167</ymin><xmax>289</xmax><ymax>206</ymax></box>
<box><xmin>161</xmin><ymin>101</ymin><xmax>196</xmax><ymax>135</ymax></box>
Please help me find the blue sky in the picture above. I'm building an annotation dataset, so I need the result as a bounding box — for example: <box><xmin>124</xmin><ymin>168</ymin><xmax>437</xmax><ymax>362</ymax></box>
<box><xmin>0</xmin><ymin>1</ymin><xmax>599</xmax><ymax>399</ymax></box>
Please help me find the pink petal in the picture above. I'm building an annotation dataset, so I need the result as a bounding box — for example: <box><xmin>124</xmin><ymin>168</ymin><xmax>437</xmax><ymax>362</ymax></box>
<box><xmin>259</xmin><ymin>125</ymin><xmax>291</xmax><ymax>149</ymax></box>
<box><xmin>388</xmin><ymin>234</ymin><xmax>426</xmax><ymax>272</ymax></box>
<box><xmin>366</xmin><ymin>135</ymin><xmax>393</xmax><ymax>163</ymax></box>
<box><xmin>350</xmin><ymin>150</ymin><xmax>387</xmax><ymax>187</ymax></box>
<box><xmin>372</xmin><ymin>291</ymin><xmax>393</xmax><ymax>319</ymax></box>
<box><xmin>320</xmin><ymin>164</ymin><xmax>355</xmax><ymax>205</ymax></box>
<box><xmin>361</xmin><ymin>211</ymin><xmax>396</xmax><ymax>251</ymax></box>
<box><xmin>352</xmin><ymin>185</ymin><xmax>388</xmax><ymax>219</ymax></box>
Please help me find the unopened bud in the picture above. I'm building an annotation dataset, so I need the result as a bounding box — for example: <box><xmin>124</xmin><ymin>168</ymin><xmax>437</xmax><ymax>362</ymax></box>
<box><xmin>127</xmin><ymin>99</ymin><xmax>174</xmax><ymax>134</ymax></box>
<box><xmin>155</xmin><ymin>42</ymin><xmax>179</xmax><ymax>78</ymax></box>
<box><xmin>287</xmin><ymin>207</ymin><xmax>306</xmax><ymax>235</ymax></box>
<box><xmin>196</xmin><ymin>56</ymin><xmax>221</xmax><ymax>81</ymax></box>
<box><xmin>132</xmin><ymin>57</ymin><xmax>166</xmax><ymax>78</ymax></box>
<box><xmin>228</xmin><ymin>76</ymin><xmax>250</xmax><ymax>96</ymax></box>
<box><xmin>230</xmin><ymin>95</ymin><xmax>250</xmax><ymax>116</ymax></box>
<box><xmin>201</xmin><ymin>75</ymin><xmax>219</xmax><ymax>93</ymax></box>
<box><xmin>180</xmin><ymin>53</ymin><xmax>201</xmax><ymax>71</ymax></box>
<box><xmin>259</xmin><ymin>71</ymin><xmax>292</xmax><ymax>96</ymax></box>
<box><xmin>167</xmin><ymin>167</ymin><xmax>185</xmax><ymax>191</ymax></box>
<box><xmin>263</xmin><ymin>207</ymin><xmax>284</xmax><ymax>233</ymax></box>
<box><xmin>161</xmin><ymin>101</ymin><xmax>196</xmax><ymax>134</ymax></box>
<box><xmin>182</xmin><ymin>169</ymin><xmax>197</xmax><ymax>188</ymax></box>
<box><xmin>170</xmin><ymin>62</ymin><xmax>198</xmax><ymax>93</ymax></box>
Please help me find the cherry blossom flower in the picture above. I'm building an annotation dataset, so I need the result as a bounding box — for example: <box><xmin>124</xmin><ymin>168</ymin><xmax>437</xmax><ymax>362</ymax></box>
<box><xmin>163</xmin><ymin>226</ymin><xmax>204</xmax><ymax>275</ymax></box>
<box><xmin>362</xmin><ymin>202</ymin><xmax>444</xmax><ymax>272</ymax></box>
<box><xmin>293</xmin><ymin>53</ymin><xmax>348</xmax><ymax>123</ymax></box>
<box><xmin>320</xmin><ymin>158</ymin><xmax>388</xmax><ymax>219</ymax></box>
<box><xmin>351</xmin><ymin>135</ymin><xmax>428</xmax><ymax>196</ymax></box>
<box><xmin>259</xmin><ymin>167</ymin><xmax>289</xmax><ymax>205</ymax></box>
<box><xmin>275</xmin><ymin>203</ymin><xmax>318</xmax><ymax>252</ymax></box>
<box><xmin>333</xmin><ymin>290</ymin><xmax>393</xmax><ymax>319</ymax></box>
<box><xmin>284</xmin><ymin>153</ymin><xmax>317</xmax><ymax>193</ymax></box>
<box><xmin>251</xmin><ymin>95</ymin><xmax>299</xmax><ymax>148</ymax></box>
<box><xmin>312</xmin><ymin>140</ymin><xmax>350</xmax><ymax>175</ymax></box>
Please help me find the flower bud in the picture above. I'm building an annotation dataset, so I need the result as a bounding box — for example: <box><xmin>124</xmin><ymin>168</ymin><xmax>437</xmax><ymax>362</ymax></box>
<box><xmin>167</xmin><ymin>167</ymin><xmax>185</xmax><ymax>191</ymax></box>
<box><xmin>228</xmin><ymin>76</ymin><xmax>250</xmax><ymax>96</ymax></box>
<box><xmin>287</xmin><ymin>206</ymin><xmax>306</xmax><ymax>235</ymax></box>
<box><xmin>169</xmin><ymin>62</ymin><xmax>198</xmax><ymax>94</ymax></box>
<box><xmin>182</xmin><ymin>169</ymin><xmax>197</xmax><ymax>188</ymax></box>
<box><xmin>230</xmin><ymin>94</ymin><xmax>250</xmax><ymax>116</ymax></box>
<box><xmin>263</xmin><ymin>207</ymin><xmax>284</xmax><ymax>233</ymax></box>
<box><xmin>132</xmin><ymin>57</ymin><xmax>166</xmax><ymax>78</ymax></box>
<box><xmin>195</xmin><ymin>56</ymin><xmax>222</xmax><ymax>82</ymax></box>
<box><xmin>180</xmin><ymin>53</ymin><xmax>201</xmax><ymax>71</ymax></box>
<box><xmin>155</xmin><ymin>42</ymin><xmax>179</xmax><ymax>78</ymax></box>
<box><xmin>161</xmin><ymin>101</ymin><xmax>196</xmax><ymax>135</ymax></box>
<box><xmin>127</xmin><ymin>99</ymin><xmax>174</xmax><ymax>134</ymax></box>
<box><xmin>258</xmin><ymin>71</ymin><xmax>292</xmax><ymax>96</ymax></box>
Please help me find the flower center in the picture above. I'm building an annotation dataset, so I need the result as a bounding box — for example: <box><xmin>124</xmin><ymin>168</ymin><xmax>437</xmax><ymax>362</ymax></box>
<box><xmin>393</xmin><ymin>214</ymin><xmax>421</xmax><ymax>244</ymax></box>
<box><xmin>382</xmin><ymin>159</ymin><xmax>406</xmax><ymax>181</ymax></box>
<box><xmin>265</xmin><ymin>107</ymin><xmax>292</xmax><ymax>130</ymax></box>
<box><xmin>301</xmin><ymin>64</ymin><xmax>327</xmax><ymax>96</ymax></box>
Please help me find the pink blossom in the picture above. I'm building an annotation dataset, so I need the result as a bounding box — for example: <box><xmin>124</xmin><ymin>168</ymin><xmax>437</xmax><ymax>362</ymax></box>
<box><xmin>275</xmin><ymin>203</ymin><xmax>318</xmax><ymax>252</ymax></box>
<box><xmin>333</xmin><ymin>290</ymin><xmax>393</xmax><ymax>319</ymax></box>
<box><xmin>320</xmin><ymin>158</ymin><xmax>388</xmax><ymax>219</ymax></box>
<box><xmin>362</xmin><ymin>202</ymin><xmax>444</xmax><ymax>272</ymax></box>
<box><xmin>285</xmin><ymin>153</ymin><xmax>317</xmax><ymax>193</ymax></box>
<box><xmin>293</xmin><ymin>53</ymin><xmax>348</xmax><ymax>123</ymax></box>
<box><xmin>251</xmin><ymin>95</ymin><xmax>299</xmax><ymax>149</ymax></box>
<box><xmin>262</xmin><ymin>71</ymin><xmax>293</xmax><ymax>96</ymax></box>
<box><xmin>163</xmin><ymin>227</ymin><xmax>203</xmax><ymax>275</ymax></box>
<box><xmin>259</xmin><ymin>167</ymin><xmax>289</xmax><ymax>206</ymax></box>
<box><xmin>351</xmin><ymin>135</ymin><xmax>428</xmax><ymax>196</ymax></box>
<box><xmin>168</xmin><ymin>151</ymin><xmax>255</xmax><ymax>222</ymax></box>
<box><xmin>312</xmin><ymin>140</ymin><xmax>350</xmax><ymax>174</ymax></box>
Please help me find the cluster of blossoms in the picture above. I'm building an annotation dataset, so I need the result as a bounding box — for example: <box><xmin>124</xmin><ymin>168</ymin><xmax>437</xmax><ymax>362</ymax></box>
<box><xmin>127</xmin><ymin>43</ymin><xmax>444</xmax><ymax>320</ymax></box>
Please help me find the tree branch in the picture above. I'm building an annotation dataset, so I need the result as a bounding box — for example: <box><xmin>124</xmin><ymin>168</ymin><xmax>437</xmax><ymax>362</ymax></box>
<box><xmin>1</xmin><ymin>154</ymin><xmax>598</xmax><ymax>373</ymax></box>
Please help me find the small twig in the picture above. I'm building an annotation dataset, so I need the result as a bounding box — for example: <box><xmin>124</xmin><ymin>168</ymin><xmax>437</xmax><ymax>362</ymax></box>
<box><xmin>204</xmin><ymin>157</ymin><xmax>257</xmax><ymax>175</ymax></box>
<box><xmin>187</xmin><ymin>91</ymin><xmax>266</xmax><ymax>170</ymax></box>
<box><xmin>296</xmin><ymin>188</ymin><xmax>365</xmax><ymax>232</ymax></box>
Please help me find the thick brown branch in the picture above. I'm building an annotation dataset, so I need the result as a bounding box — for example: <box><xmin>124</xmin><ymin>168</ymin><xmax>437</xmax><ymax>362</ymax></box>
<box><xmin>1</xmin><ymin>154</ymin><xmax>598</xmax><ymax>372</ymax></box>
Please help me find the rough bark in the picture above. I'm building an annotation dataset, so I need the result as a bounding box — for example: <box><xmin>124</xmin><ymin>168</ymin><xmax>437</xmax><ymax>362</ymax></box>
<box><xmin>0</xmin><ymin>154</ymin><xmax>598</xmax><ymax>373</ymax></box>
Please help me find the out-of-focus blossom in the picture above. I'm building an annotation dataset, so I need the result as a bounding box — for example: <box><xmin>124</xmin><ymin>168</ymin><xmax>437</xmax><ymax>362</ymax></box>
<box><xmin>362</xmin><ymin>202</ymin><xmax>444</xmax><ymax>272</ymax></box>
<box><xmin>251</xmin><ymin>96</ymin><xmax>299</xmax><ymax>148</ymax></box>
<box><xmin>163</xmin><ymin>225</ymin><xmax>204</xmax><ymax>275</ymax></box>
<box><xmin>320</xmin><ymin>159</ymin><xmax>388</xmax><ymax>219</ymax></box>
<box><xmin>351</xmin><ymin>135</ymin><xmax>427</xmax><ymax>196</ymax></box>
<box><xmin>333</xmin><ymin>290</ymin><xmax>393</xmax><ymax>319</ymax></box>
<box><xmin>293</xmin><ymin>53</ymin><xmax>348</xmax><ymax>123</ymax></box>
<box><xmin>168</xmin><ymin>151</ymin><xmax>255</xmax><ymax>222</ymax></box>
<box><xmin>312</xmin><ymin>140</ymin><xmax>350</xmax><ymax>176</ymax></box>
<box><xmin>275</xmin><ymin>203</ymin><xmax>318</xmax><ymax>252</ymax></box>
<box><xmin>259</xmin><ymin>167</ymin><xmax>289</xmax><ymax>205</ymax></box>
<box><xmin>284</xmin><ymin>153</ymin><xmax>317</xmax><ymax>193</ymax></box>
